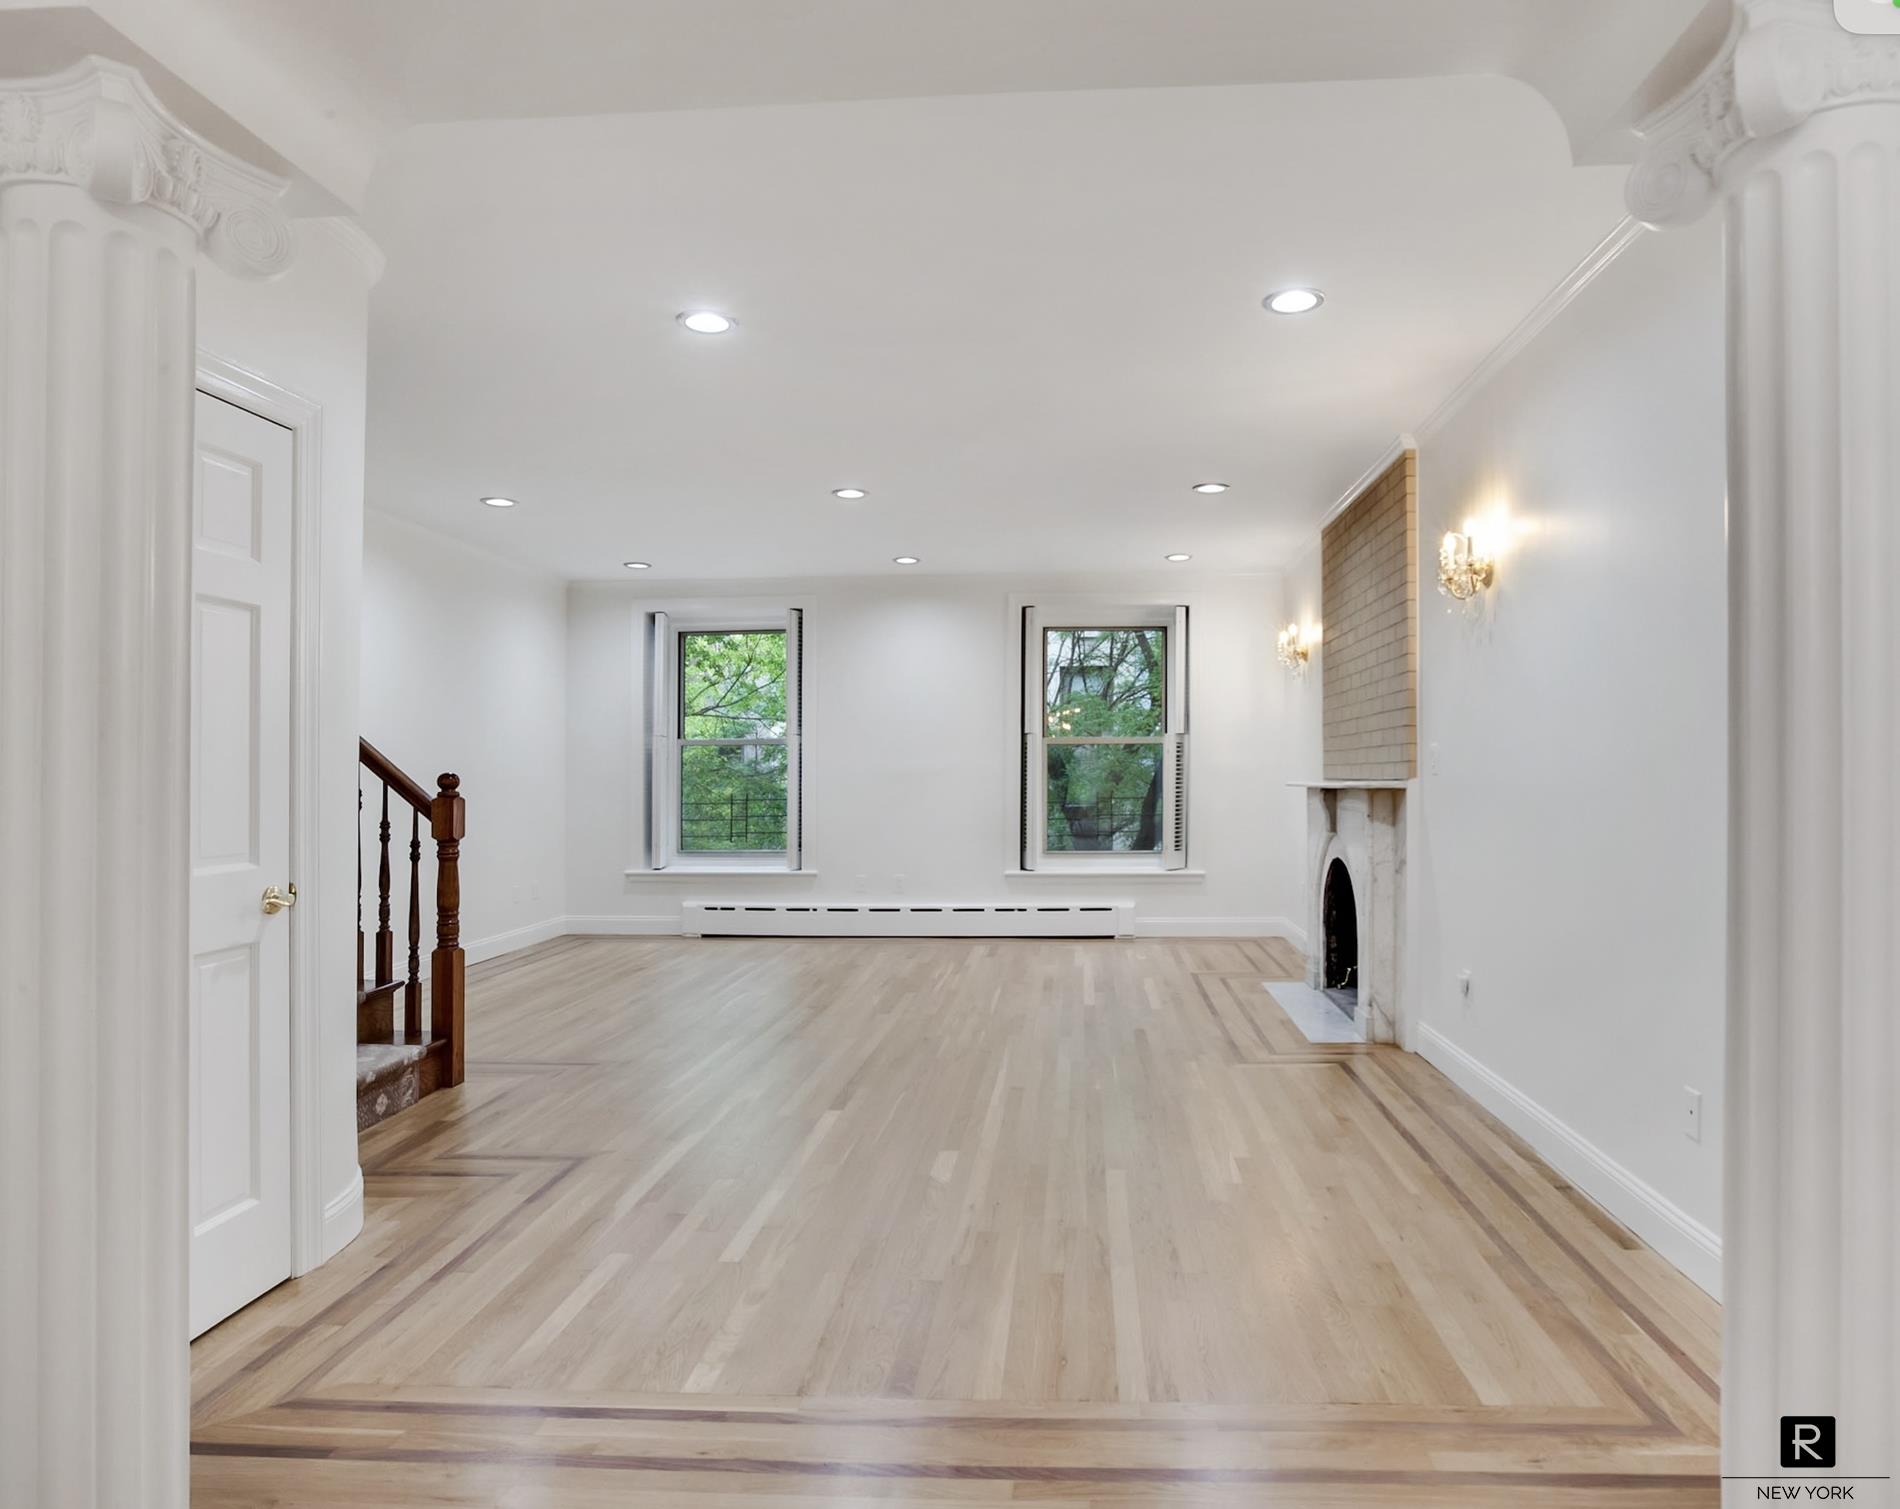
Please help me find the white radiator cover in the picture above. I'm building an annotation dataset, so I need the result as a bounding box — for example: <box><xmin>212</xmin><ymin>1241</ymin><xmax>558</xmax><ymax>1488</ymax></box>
<box><xmin>684</xmin><ymin>900</ymin><xmax>1135</xmax><ymax>939</ymax></box>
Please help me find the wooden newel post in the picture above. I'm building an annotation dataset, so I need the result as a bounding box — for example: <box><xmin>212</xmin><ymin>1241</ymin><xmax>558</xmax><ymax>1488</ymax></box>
<box><xmin>430</xmin><ymin>772</ymin><xmax>466</xmax><ymax>1087</ymax></box>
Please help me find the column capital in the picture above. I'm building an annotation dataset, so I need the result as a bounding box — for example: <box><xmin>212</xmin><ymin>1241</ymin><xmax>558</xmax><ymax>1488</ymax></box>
<box><xmin>1628</xmin><ymin>0</ymin><xmax>1900</xmax><ymax>228</ymax></box>
<box><xmin>0</xmin><ymin>55</ymin><xmax>293</xmax><ymax>277</ymax></box>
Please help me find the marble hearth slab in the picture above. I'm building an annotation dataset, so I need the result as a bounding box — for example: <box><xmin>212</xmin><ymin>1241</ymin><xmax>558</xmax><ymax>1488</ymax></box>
<box><xmin>1266</xmin><ymin>982</ymin><xmax>1365</xmax><ymax>1044</ymax></box>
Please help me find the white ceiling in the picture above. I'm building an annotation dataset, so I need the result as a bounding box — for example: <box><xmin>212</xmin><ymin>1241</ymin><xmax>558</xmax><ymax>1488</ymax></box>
<box><xmin>364</xmin><ymin>75</ymin><xmax>1632</xmax><ymax>580</ymax></box>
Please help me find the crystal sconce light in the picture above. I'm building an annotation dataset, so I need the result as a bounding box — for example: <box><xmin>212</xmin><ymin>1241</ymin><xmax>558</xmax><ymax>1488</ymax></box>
<box><xmin>1277</xmin><ymin>622</ymin><xmax>1317</xmax><ymax>677</ymax></box>
<box><xmin>1437</xmin><ymin>529</ymin><xmax>1496</xmax><ymax>601</ymax></box>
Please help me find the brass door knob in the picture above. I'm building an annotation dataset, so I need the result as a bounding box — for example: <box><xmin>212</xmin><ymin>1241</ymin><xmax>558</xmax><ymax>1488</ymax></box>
<box><xmin>261</xmin><ymin>884</ymin><xmax>297</xmax><ymax>915</ymax></box>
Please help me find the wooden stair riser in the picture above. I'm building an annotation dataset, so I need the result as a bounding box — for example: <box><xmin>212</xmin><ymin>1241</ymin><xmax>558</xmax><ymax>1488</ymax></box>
<box><xmin>356</xmin><ymin>980</ymin><xmax>402</xmax><ymax>1042</ymax></box>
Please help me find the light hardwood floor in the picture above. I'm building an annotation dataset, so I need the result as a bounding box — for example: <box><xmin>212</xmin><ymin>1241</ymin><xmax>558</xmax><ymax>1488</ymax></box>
<box><xmin>191</xmin><ymin>936</ymin><xmax>1720</xmax><ymax>1506</ymax></box>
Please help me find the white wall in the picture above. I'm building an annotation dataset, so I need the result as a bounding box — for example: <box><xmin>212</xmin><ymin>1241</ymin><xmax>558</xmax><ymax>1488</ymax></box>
<box><xmin>1410</xmin><ymin>218</ymin><xmax>1727</xmax><ymax>1293</ymax></box>
<box><xmin>360</xmin><ymin>512</ymin><xmax>568</xmax><ymax>958</ymax></box>
<box><xmin>1279</xmin><ymin>538</ymin><xmax>1326</xmax><ymax>913</ymax></box>
<box><xmin>566</xmin><ymin>572</ymin><xmax>1310</xmax><ymax>936</ymax></box>
<box><xmin>197</xmin><ymin>220</ymin><xmax>375</xmax><ymax>1263</ymax></box>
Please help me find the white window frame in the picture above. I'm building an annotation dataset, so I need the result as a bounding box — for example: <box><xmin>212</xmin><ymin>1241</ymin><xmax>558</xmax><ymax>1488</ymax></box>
<box><xmin>642</xmin><ymin>605</ymin><xmax>809</xmax><ymax>874</ymax></box>
<box><xmin>1018</xmin><ymin>600</ymin><xmax>1189</xmax><ymax>874</ymax></box>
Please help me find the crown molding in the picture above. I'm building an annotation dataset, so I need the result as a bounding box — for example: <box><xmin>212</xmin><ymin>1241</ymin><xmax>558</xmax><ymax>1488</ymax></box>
<box><xmin>365</xmin><ymin>506</ymin><xmax>568</xmax><ymax>584</ymax></box>
<box><xmin>1316</xmin><ymin>211</ymin><xmax>1646</xmax><ymax>535</ymax></box>
<box><xmin>1416</xmin><ymin>215</ymin><xmax>1648</xmax><ymax>444</ymax></box>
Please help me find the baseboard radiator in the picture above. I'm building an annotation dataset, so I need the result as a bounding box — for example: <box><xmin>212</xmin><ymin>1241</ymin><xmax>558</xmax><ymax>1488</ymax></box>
<box><xmin>683</xmin><ymin>900</ymin><xmax>1135</xmax><ymax>939</ymax></box>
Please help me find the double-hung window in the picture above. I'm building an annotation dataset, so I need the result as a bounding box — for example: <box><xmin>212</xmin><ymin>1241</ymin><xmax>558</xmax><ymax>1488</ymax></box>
<box><xmin>645</xmin><ymin>609</ymin><xmax>806</xmax><ymax>870</ymax></box>
<box><xmin>1020</xmin><ymin>604</ymin><xmax>1188</xmax><ymax>870</ymax></box>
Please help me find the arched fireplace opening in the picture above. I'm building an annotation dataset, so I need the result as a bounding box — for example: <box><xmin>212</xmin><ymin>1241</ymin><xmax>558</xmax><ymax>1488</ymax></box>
<box><xmin>1322</xmin><ymin>857</ymin><xmax>1359</xmax><ymax>1012</ymax></box>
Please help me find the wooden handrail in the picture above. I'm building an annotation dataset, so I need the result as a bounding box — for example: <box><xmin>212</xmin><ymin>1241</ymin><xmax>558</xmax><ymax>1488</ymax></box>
<box><xmin>358</xmin><ymin>740</ymin><xmax>465</xmax><ymax>1091</ymax></box>
<box><xmin>359</xmin><ymin>737</ymin><xmax>432</xmax><ymax>813</ymax></box>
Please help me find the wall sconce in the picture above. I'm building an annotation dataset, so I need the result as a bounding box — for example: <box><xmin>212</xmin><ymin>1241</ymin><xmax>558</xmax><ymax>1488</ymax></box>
<box><xmin>1277</xmin><ymin>622</ymin><xmax>1317</xmax><ymax>677</ymax></box>
<box><xmin>1437</xmin><ymin>529</ymin><xmax>1496</xmax><ymax>601</ymax></box>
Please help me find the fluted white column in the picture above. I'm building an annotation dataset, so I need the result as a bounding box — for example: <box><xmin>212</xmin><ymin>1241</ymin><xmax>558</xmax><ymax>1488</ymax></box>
<box><xmin>1632</xmin><ymin>1</ymin><xmax>1900</xmax><ymax>1494</ymax></box>
<box><xmin>0</xmin><ymin>59</ymin><xmax>290</xmax><ymax>1509</ymax></box>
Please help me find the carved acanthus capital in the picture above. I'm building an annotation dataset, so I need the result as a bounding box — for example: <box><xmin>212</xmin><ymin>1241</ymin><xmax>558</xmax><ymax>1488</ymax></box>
<box><xmin>1629</xmin><ymin>0</ymin><xmax>1900</xmax><ymax>228</ymax></box>
<box><xmin>0</xmin><ymin>56</ymin><xmax>293</xmax><ymax>278</ymax></box>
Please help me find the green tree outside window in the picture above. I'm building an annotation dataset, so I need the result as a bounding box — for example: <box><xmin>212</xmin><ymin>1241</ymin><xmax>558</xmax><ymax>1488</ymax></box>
<box><xmin>679</xmin><ymin>630</ymin><xmax>788</xmax><ymax>851</ymax></box>
<box><xmin>1042</xmin><ymin>627</ymin><xmax>1166</xmax><ymax>852</ymax></box>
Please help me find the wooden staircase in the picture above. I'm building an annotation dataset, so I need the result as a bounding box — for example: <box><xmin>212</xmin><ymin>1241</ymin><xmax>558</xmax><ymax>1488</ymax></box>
<box><xmin>357</xmin><ymin>739</ymin><xmax>466</xmax><ymax>1130</ymax></box>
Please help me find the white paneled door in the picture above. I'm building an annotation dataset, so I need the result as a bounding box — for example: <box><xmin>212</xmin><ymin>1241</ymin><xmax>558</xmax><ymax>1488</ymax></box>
<box><xmin>189</xmin><ymin>392</ymin><xmax>296</xmax><ymax>1338</ymax></box>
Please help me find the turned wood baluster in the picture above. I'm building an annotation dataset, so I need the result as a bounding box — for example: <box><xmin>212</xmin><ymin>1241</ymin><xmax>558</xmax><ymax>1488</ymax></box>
<box><xmin>404</xmin><ymin>808</ymin><xmax>422</xmax><ymax>1043</ymax></box>
<box><xmin>375</xmin><ymin>782</ymin><xmax>394</xmax><ymax>987</ymax></box>
<box><xmin>356</xmin><ymin>779</ymin><xmax>364</xmax><ymax>987</ymax></box>
<box><xmin>430</xmin><ymin>773</ymin><xmax>466</xmax><ymax>1087</ymax></box>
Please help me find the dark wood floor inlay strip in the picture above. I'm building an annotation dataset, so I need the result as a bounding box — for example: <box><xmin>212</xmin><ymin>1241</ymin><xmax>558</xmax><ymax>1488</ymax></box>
<box><xmin>190</xmin><ymin>1440</ymin><xmax>1718</xmax><ymax>1491</ymax></box>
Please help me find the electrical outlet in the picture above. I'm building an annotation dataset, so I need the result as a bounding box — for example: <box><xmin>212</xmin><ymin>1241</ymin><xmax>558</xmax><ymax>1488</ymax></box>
<box><xmin>893</xmin><ymin>873</ymin><xmax>907</xmax><ymax>895</ymax></box>
<box><xmin>1683</xmin><ymin>1087</ymin><xmax>1703</xmax><ymax>1143</ymax></box>
<box><xmin>1457</xmin><ymin>969</ymin><xmax>1473</xmax><ymax>1003</ymax></box>
<box><xmin>1429</xmin><ymin>741</ymin><xmax>1443</xmax><ymax>776</ymax></box>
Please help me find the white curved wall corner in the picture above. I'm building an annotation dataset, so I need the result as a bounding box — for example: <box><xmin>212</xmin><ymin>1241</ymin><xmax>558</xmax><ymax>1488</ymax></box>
<box><xmin>320</xmin><ymin>1167</ymin><xmax>365</xmax><ymax>1264</ymax></box>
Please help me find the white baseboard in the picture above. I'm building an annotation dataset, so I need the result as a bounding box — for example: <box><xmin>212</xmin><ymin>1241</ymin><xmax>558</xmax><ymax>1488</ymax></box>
<box><xmin>1416</xmin><ymin>1024</ymin><xmax>1721</xmax><ymax>1298</ymax></box>
<box><xmin>412</xmin><ymin>916</ymin><xmax>572</xmax><ymax>981</ymax></box>
<box><xmin>476</xmin><ymin>913</ymin><xmax>1309</xmax><ymax>944</ymax></box>
<box><xmin>563</xmin><ymin>913</ymin><xmax>684</xmax><ymax>936</ymax></box>
<box><xmin>687</xmin><ymin>900</ymin><xmax>1132</xmax><ymax>939</ymax></box>
<box><xmin>318</xmin><ymin>1167</ymin><xmax>364</xmax><ymax>1265</ymax></box>
<box><xmin>464</xmin><ymin>916</ymin><xmax>570</xmax><ymax>964</ymax></box>
<box><xmin>1135</xmin><ymin>915</ymin><xmax>1304</xmax><ymax>940</ymax></box>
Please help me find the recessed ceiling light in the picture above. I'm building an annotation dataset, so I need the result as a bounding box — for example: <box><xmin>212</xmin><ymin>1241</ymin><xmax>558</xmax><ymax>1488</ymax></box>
<box><xmin>481</xmin><ymin>496</ymin><xmax>518</xmax><ymax>508</ymax></box>
<box><xmin>1264</xmin><ymin>288</ymin><xmax>1324</xmax><ymax>316</ymax></box>
<box><xmin>677</xmin><ymin>310</ymin><xmax>735</xmax><ymax>334</ymax></box>
<box><xmin>892</xmin><ymin>556</ymin><xmax>920</xmax><ymax>566</ymax></box>
<box><xmin>623</xmin><ymin>561</ymin><xmax>652</xmax><ymax>570</ymax></box>
<box><xmin>833</xmin><ymin>488</ymin><xmax>868</xmax><ymax>500</ymax></box>
<box><xmin>1192</xmin><ymin>482</ymin><xmax>1229</xmax><ymax>495</ymax></box>
<box><xmin>1166</xmin><ymin>553</ymin><xmax>1193</xmax><ymax>562</ymax></box>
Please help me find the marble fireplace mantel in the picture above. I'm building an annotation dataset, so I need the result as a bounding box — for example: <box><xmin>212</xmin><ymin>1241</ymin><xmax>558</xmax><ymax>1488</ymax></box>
<box><xmin>1298</xmin><ymin>782</ymin><xmax>1407</xmax><ymax>1044</ymax></box>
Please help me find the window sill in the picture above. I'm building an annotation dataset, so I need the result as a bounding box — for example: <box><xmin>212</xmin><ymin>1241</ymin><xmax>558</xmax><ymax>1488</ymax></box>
<box><xmin>1005</xmin><ymin>867</ymin><xmax>1207</xmax><ymax>880</ymax></box>
<box><xmin>626</xmin><ymin>865</ymin><xmax>819</xmax><ymax>878</ymax></box>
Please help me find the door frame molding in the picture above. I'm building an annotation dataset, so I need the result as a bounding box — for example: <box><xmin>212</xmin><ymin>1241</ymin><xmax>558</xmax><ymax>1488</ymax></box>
<box><xmin>195</xmin><ymin>352</ymin><xmax>330</xmax><ymax>1277</ymax></box>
